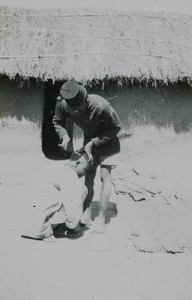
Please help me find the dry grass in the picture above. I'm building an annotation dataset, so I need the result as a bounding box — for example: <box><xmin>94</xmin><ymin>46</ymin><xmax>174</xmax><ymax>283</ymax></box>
<box><xmin>0</xmin><ymin>6</ymin><xmax>192</xmax><ymax>83</ymax></box>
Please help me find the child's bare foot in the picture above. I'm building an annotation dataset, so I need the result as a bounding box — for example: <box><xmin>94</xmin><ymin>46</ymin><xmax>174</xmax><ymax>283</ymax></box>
<box><xmin>90</xmin><ymin>219</ymin><xmax>106</xmax><ymax>234</ymax></box>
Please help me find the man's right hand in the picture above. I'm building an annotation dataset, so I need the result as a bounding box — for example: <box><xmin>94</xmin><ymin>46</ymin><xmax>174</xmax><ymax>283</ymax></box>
<box><xmin>84</xmin><ymin>141</ymin><xmax>94</xmax><ymax>164</ymax></box>
<box><xmin>58</xmin><ymin>135</ymin><xmax>74</xmax><ymax>153</ymax></box>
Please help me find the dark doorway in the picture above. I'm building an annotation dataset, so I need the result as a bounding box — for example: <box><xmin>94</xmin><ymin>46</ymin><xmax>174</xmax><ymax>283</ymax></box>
<box><xmin>42</xmin><ymin>80</ymin><xmax>72</xmax><ymax>160</ymax></box>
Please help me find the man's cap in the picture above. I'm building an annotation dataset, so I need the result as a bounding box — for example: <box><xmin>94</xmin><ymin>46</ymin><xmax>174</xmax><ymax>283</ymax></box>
<box><xmin>60</xmin><ymin>81</ymin><xmax>87</xmax><ymax>108</ymax></box>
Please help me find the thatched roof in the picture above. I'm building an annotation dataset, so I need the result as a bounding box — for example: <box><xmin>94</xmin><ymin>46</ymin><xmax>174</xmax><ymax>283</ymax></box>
<box><xmin>0</xmin><ymin>6</ymin><xmax>192</xmax><ymax>84</ymax></box>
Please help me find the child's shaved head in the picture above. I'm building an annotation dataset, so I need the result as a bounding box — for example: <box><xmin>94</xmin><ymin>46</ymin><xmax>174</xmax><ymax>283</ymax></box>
<box><xmin>70</xmin><ymin>151</ymin><xmax>90</xmax><ymax>164</ymax></box>
<box><xmin>69</xmin><ymin>151</ymin><xmax>91</xmax><ymax>178</ymax></box>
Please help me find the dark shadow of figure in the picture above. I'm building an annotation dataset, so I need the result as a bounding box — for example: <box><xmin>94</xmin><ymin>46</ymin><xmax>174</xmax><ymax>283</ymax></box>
<box><xmin>91</xmin><ymin>201</ymin><xmax>118</xmax><ymax>225</ymax></box>
<box><xmin>42</xmin><ymin>80</ymin><xmax>73</xmax><ymax>160</ymax></box>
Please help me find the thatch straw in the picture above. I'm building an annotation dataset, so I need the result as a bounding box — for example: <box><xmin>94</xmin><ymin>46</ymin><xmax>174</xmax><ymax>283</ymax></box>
<box><xmin>0</xmin><ymin>6</ymin><xmax>192</xmax><ymax>84</ymax></box>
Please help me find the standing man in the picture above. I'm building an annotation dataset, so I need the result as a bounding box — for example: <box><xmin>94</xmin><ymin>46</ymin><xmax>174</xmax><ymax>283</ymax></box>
<box><xmin>53</xmin><ymin>81</ymin><xmax>121</xmax><ymax>233</ymax></box>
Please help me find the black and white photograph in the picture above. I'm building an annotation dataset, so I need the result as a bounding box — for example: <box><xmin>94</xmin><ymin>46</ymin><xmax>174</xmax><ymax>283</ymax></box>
<box><xmin>0</xmin><ymin>0</ymin><xmax>192</xmax><ymax>299</ymax></box>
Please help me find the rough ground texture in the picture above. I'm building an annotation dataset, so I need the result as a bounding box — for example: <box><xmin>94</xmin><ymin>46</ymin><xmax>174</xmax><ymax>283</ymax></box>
<box><xmin>0</xmin><ymin>126</ymin><xmax>192</xmax><ymax>300</ymax></box>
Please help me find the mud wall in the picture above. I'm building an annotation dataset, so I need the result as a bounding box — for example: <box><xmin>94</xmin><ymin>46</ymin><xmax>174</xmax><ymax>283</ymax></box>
<box><xmin>0</xmin><ymin>76</ymin><xmax>44</xmax><ymax>155</ymax></box>
<box><xmin>89</xmin><ymin>81</ymin><xmax>192</xmax><ymax>134</ymax></box>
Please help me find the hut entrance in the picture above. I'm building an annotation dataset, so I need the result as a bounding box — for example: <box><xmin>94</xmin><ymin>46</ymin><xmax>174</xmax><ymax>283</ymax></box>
<box><xmin>42</xmin><ymin>80</ymin><xmax>72</xmax><ymax>160</ymax></box>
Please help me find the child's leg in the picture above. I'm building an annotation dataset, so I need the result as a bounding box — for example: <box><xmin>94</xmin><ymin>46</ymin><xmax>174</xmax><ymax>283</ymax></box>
<box><xmin>22</xmin><ymin>192</ymin><xmax>64</xmax><ymax>240</ymax></box>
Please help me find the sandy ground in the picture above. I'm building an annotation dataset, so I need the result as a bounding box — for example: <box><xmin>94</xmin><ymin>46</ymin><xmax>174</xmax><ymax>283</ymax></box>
<box><xmin>0</xmin><ymin>126</ymin><xmax>192</xmax><ymax>300</ymax></box>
